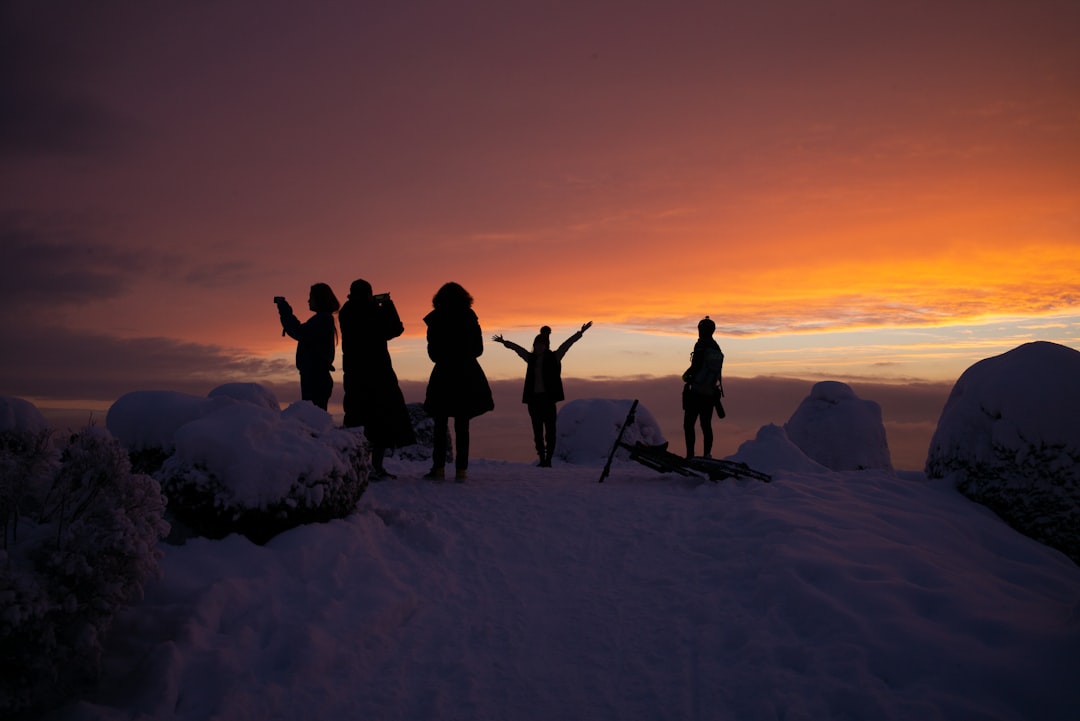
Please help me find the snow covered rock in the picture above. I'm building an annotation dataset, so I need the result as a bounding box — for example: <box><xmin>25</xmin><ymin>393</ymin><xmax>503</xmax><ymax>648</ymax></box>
<box><xmin>555</xmin><ymin>398</ymin><xmax>666</xmax><ymax>464</ymax></box>
<box><xmin>925</xmin><ymin>341</ymin><xmax>1080</xmax><ymax>564</ymax></box>
<box><xmin>783</xmin><ymin>381</ymin><xmax>894</xmax><ymax>472</ymax></box>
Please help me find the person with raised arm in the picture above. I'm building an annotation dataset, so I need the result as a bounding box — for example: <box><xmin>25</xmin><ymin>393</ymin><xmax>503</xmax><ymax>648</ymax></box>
<box><xmin>492</xmin><ymin>321</ymin><xmax>592</xmax><ymax>467</ymax></box>
<box><xmin>274</xmin><ymin>283</ymin><xmax>340</xmax><ymax>411</ymax></box>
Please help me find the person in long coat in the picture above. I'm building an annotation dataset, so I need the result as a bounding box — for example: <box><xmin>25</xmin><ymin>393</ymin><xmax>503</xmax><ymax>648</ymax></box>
<box><xmin>492</xmin><ymin>321</ymin><xmax>592</xmax><ymax>466</ymax></box>
<box><xmin>422</xmin><ymin>281</ymin><xmax>494</xmax><ymax>482</ymax></box>
<box><xmin>339</xmin><ymin>279</ymin><xmax>416</xmax><ymax>480</ymax></box>
<box><xmin>275</xmin><ymin>283</ymin><xmax>340</xmax><ymax>410</ymax></box>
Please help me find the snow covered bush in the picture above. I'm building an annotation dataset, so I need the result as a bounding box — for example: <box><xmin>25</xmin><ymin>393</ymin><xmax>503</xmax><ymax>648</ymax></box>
<box><xmin>158</xmin><ymin>402</ymin><xmax>369</xmax><ymax>543</ymax></box>
<box><xmin>1</xmin><ymin>419</ymin><xmax>169</xmax><ymax>718</ymax></box>
<box><xmin>925</xmin><ymin>341</ymin><xmax>1080</xmax><ymax>564</ymax></box>
<box><xmin>783</xmin><ymin>381</ymin><xmax>894</xmax><ymax>472</ymax></box>
<box><xmin>107</xmin><ymin>385</ymin><xmax>371</xmax><ymax>544</ymax></box>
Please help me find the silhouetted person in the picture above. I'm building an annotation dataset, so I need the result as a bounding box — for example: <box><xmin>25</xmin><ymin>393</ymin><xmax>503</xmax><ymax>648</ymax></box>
<box><xmin>681</xmin><ymin>316</ymin><xmax>725</xmax><ymax>458</ymax></box>
<box><xmin>339</xmin><ymin>279</ymin><xmax>416</xmax><ymax>480</ymax></box>
<box><xmin>422</xmin><ymin>282</ymin><xmax>494</xmax><ymax>482</ymax></box>
<box><xmin>493</xmin><ymin>321</ymin><xmax>592</xmax><ymax>466</ymax></box>
<box><xmin>275</xmin><ymin>283</ymin><xmax>340</xmax><ymax>411</ymax></box>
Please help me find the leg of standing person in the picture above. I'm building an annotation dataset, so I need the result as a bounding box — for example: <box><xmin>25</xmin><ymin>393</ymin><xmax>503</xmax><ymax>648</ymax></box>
<box><xmin>683</xmin><ymin>404</ymin><xmax>697</xmax><ymax>459</ymax></box>
<box><xmin>455</xmin><ymin>414</ymin><xmax>473</xmax><ymax>481</ymax></box>
<box><xmin>698</xmin><ymin>404</ymin><xmax>714</xmax><ymax>458</ymax></box>
<box><xmin>541</xmin><ymin>400</ymin><xmax>557</xmax><ymax>466</ymax></box>
<box><xmin>302</xmin><ymin>371</ymin><xmax>332</xmax><ymax>411</ymax></box>
<box><xmin>454</xmin><ymin>416</ymin><xmax>470</xmax><ymax>481</ymax></box>
<box><xmin>300</xmin><ymin>372</ymin><xmax>314</xmax><ymax>408</ymax></box>
<box><xmin>342</xmin><ymin>373</ymin><xmax>359</xmax><ymax>427</ymax></box>
<box><xmin>321</xmin><ymin>372</ymin><xmax>334</xmax><ymax>411</ymax></box>
<box><xmin>371</xmin><ymin>446</ymin><xmax>396</xmax><ymax>480</ymax></box>
<box><xmin>527</xmin><ymin>400</ymin><xmax>546</xmax><ymax>464</ymax></box>
<box><xmin>426</xmin><ymin>415</ymin><xmax>448</xmax><ymax>479</ymax></box>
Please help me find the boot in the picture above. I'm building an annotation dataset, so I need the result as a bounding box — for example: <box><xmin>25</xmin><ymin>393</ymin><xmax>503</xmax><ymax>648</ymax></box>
<box><xmin>423</xmin><ymin>467</ymin><xmax>445</xmax><ymax>481</ymax></box>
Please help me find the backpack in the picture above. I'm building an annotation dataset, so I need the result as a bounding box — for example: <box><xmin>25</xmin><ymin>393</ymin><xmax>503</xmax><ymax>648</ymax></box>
<box><xmin>686</xmin><ymin>346</ymin><xmax>724</xmax><ymax>396</ymax></box>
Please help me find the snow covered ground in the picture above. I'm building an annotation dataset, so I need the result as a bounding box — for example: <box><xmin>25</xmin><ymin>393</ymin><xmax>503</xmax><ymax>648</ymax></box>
<box><xmin>48</xmin><ymin>456</ymin><xmax>1080</xmax><ymax>721</ymax></box>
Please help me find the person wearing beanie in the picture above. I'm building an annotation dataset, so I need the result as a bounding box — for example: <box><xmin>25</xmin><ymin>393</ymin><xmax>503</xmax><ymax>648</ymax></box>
<box><xmin>493</xmin><ymin>321</ymin><xmax>592</xmax><ymax>467</ymax></box>
<box><xmin>681</xmin><ymin>315</ymin><xmax>725</xmax><ymax>459</ymax></box>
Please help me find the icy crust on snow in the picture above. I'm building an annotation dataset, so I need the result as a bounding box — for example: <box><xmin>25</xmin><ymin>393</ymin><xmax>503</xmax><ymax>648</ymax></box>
<box><xmin>555</xmin><ymin>398</ymin><xmax>666</xmax><ymax>464</ymax></box>
<box><xmin>926</xmin><ymin>341</ymin><xmax>1080</xmax><ymax>563</ymax></box>
<box><xmin>783</xmin><ymin>381</ymin><xmax>894</xmax><ymax>472</ymax></box>
<box><xmin>105</xmin><ymin>384</ymin><xmax>370</xmax><ymax>543</ymax></box>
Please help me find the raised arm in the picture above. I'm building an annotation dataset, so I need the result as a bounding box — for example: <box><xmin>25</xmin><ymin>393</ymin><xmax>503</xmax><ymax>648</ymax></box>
<box><xmin>492</xmin><ymin>334</ymin><xmax>532</xmax><ymax>362</ymax></box>
<box><xmin>276</xmin><ymin>298</ymin><xmax>305</xmax><ymax>341</ymax></box>
<box><xmin>554</xmin><ymin>321</ymin><xmax>592</xmax><ymax>360</ymax></box>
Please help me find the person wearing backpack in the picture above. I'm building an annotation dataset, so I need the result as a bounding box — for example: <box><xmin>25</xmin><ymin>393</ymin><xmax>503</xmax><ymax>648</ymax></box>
<box><xmin>681</xmin><ymin>316</ymin><xmax>725</xmax><ymax>459</ymax></box>
<box><xmin>339</xmin><ymin>278</ymin><xmax>416</xmax><ymax>480</ymax></box>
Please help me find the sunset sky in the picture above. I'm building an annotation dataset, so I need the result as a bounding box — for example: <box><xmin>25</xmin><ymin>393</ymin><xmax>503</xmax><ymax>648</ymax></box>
<box><xmin>2</xmin><ymin>0</ymin><xmax>1078</xmax><ymax>415</ymax></box>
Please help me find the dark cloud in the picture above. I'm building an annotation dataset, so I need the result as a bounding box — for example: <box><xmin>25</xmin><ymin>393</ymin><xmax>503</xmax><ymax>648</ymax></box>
<box><xmin>0</xmin><ymin>219</ymin><xmax>148</xmax><ymax>307</ymax></box>
<box><xmin>0</xmin><ymin>322</ymin><xmax>290</xmax><ymax>402</ymax></box>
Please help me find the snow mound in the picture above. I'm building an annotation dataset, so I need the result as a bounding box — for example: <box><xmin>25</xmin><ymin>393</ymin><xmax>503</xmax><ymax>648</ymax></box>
<box><xmin>926</xmin><ymin>341</ymin><xmax>1080</xmax><ymax>563</ymax></box>
<box><xmin>784</xmin><ymin>381</ymin><xmax>894</xmax><ymax>472</ymax></box>
<box><xmin>729</xmin><ymin>423</ymin><xmax>831</xmax><ymax>476</ymax></box>
<box><xmin>0</xmin><ymin>395</ymin><xmax>50</xmax><ymax>434</ymax></box>
<box><xmin>106</xmin><ymin>390</ymin><xmax>233</xmax><ymax>452</ymax></box>
<box><xmin>207</xmin><ymin>382</ymin><xmax>281</xmax><ymax>410</ymax></box>
<box><xmin>555</xmin><ymin>398</ymin><xmax>665</xmax><ymax>464</ymax></box>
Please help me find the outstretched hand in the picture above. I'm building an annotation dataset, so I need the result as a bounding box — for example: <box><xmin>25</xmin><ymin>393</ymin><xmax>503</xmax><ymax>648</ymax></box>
<box><xmin>492</xmin><ymin>334</ymin><xmax>505</xmax><ymax>344</ymax></box>
<box><xmin>581</xmin><ymin>321</ymin><xmax>593</xmax><ymax>333</ymax></box>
